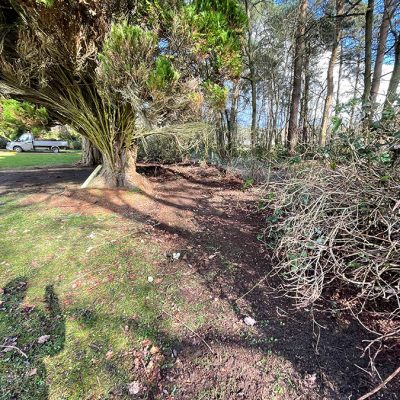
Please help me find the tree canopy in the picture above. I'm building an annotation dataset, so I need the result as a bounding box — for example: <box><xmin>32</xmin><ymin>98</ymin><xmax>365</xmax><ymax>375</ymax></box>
<box><xmin>0</xmin><ymin>0</ymin><xmax>246</xmax><ymax>187</ymax></box>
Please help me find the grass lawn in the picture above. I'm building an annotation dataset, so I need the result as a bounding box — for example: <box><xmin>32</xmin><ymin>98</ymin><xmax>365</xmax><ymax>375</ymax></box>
<box><xmin>0</xmin><ymin>192</ymin><xmax>195</xmax><ymax>399</ymax></box>
<box><xmin>0</xmin><ymin>151</ymin><xmax>81</xmax><ymax>170</ymax></box>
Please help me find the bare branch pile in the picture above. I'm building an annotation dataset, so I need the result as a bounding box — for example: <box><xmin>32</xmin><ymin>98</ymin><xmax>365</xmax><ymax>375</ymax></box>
<box><xmin>263</xmin><ymin>162</ymin><xmax>400</xmax><ymax>359</ymax></box>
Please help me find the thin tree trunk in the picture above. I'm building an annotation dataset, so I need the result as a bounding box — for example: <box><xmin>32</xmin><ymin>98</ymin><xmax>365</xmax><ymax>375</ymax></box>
<box><xmin>243</xmin><ymin>0</ymin><xmax>257</xmax><ymax>149</ymax></box>
<box><xmin>335</xmin><ymin>40</ymin><xmax>344</xmax><ymax>114</ymax></box>
<box><xmin>300</xmin><ymin>45</ymin><xmax>311</xmax><ymax>144</ymax></box>
<box><xmin>362</xmin><ymin>0</ymin><xmax>375</xmax><ymax>122</ymax></box>
<box><xmin>350</xmin><ymin>54</ymin><xmax>362</xmax><ymax>127</ymax></box>
<box><xmin>370</xmin><ymin>0</ymin><xmax>394</xmax><ymax>108</ymax></box>
<box><xmin>320</xmin><ymin>0</ymin><xmax>343</xmax><ymax>146</ymax></box>
<box><xmin>250</xmin><ymin>73</ymin><xmax>257</xmax><ymax>148</ymax></box>
<box><xmin>287</xmin><ymin>0</ymin><xmax>307</xmax><ymax>154</ymax></box>
<box><xmin>80</xmin><ymin>136</ymin><xmax>102</xmax><ymax>167</ymax></box>
<box><xmin>228</xmin><ymin>80</ymin><xmax>241</xmax><ymax>152</ymax></box>
<box><xmin>382</xmin><ymin>33</ymin><xmax>400</xmax><ymax>117</ymax></box>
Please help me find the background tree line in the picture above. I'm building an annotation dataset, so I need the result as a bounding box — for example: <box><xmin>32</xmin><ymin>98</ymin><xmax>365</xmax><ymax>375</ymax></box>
<box><xmin>219</xmin><ymin>0</ymin><xmax>399</xmax><ymax>158</ymax></box>
<box><xmin>1</xmin><ymin>0</ymin><xmax>399</xmax><ymax>173</ymax></box>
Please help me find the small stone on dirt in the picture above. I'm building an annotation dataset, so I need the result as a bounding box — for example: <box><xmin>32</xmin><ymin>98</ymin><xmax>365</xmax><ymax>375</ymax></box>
<box><xmin>147</xmin><ymin>276</ymin><xmax>154</xmax><ymax>283</ymax></box>
<box><xmin>304</xmin><ymin>373</ymin><xmax>317</xmax><ymax>388</ymax></box>
<box><xmin>38</xmin><ymin>335</ymin><xmax>51</xmax><ymax>344</ymax></box>
<box><xmin>244</xmin><ymin>317</ymin><xmax>256</xmax><ymax>326</ymax></box>
<box><xmin>127</xmin><ymin>381</ymin><xmax>141</xmax><ymax>395</ymax></box>
<box><xmin>172</xmin><ymin>252</ymin><xmax>181</xmax><ymax>260</ymax></box>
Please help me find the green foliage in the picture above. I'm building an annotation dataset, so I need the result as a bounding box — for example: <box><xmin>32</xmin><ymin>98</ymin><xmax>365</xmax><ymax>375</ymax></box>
<box><xmin>148</xmin><ymin>56</ymin><xmax>180</xmax><ymax>90</ymax></box>
<box><xmin>0</xmin><ymin>99</ymin><xmax>48</xmax><ymax>140</ymax></box>
<box><xmin>36</xmin><ymin>0</ymin><xmax>54</xmax><ymax>6</ymax></box>
<box><xmin>242</xmin><ymin>177</ymin><xmax>254</xmax><ymax>190</ymax></box>
<box><xmin>203</xmin><ymin>81</ymin><xmax>228</xmax><ymax>110</ymax></box>
<box><xmin>99</xmin><ymin>23</ymin><xmax>157</xmax><ymax>73</ymax></box>
<box><xmin>0</xmin><ymin>0</ymin><xmax>245</xmax><ymax>184</ymax></box>
<box><xmin>185</xmin><ymin>0</ymin><xmax>246</xmax><ymax>77</ymax></box>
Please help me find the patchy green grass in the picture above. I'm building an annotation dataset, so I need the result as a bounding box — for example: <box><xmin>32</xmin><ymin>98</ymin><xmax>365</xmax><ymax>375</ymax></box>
<box><xmin>0</xmin><ymin>151</ymin><xmax>81</xmax><ymax>170</ymax></box>
<box><xmin>0</xmin><ymin>192</ymin><xmax>185</xmax><ymax>399</ymax></box>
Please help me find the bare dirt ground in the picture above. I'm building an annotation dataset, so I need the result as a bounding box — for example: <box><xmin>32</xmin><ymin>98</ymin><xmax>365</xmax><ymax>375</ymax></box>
<box><xmin>0</xmin><ymin>166</ymin><xmax>94</xmax><ymax>195</ymax></box>
<box><xmin>2</xmin><ymin>164</ymin><xmax>398</xmax><ymax>399</ymax></box>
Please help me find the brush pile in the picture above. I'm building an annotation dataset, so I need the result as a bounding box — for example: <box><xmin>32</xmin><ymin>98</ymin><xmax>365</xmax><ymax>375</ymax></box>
<box><xmin>263</xmin><ymin>161</ymin><xmax>400</xmax><ymax>360</ymax></box>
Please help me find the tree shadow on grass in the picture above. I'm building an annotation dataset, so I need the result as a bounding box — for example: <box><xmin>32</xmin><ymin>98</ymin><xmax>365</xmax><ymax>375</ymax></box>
<box><xmin>4</xmin><ymin>165</ymin><xmax>398</xmax><ymax>399</ymax></box>
<box><xmin>0</xmin><ymin>278</ymin><xmax>65</xmax><ymax>400</ymax></box>
<box><xmin>54</xmin><ymin>168</ymin><xmax>399</xmax><ymax>399</ymax></box>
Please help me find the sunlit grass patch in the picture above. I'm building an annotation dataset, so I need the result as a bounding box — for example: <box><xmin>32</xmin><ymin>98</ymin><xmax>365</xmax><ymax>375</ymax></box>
<box><xmin>0</xmin><ymin>193</ymin><xmax>181</xmax><ymax>399</ymax></box>
<box><xmin>0</xmin><ymin>150</ymin><xmax>81</xmax><ymax>169</ymax></box>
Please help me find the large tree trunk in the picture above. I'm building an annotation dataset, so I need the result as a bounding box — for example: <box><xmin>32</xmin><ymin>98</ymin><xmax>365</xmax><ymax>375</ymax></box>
<box><xmin>362</xmin><ymin>0</ymin><xmax>375</xmax><ymax>123</ymax></box>
<box><xmin>382</xmin><ymin>34</ymin><xmax>400</xmax><ymax>118</ymax></box>
<box><xmin>320</xmin><ymin>0</ymin><xmax>343</xmax><ymax>147</ymax></box>
<box><xmin>370</xmin><ymin>0</ymin><xmax>394</xmax><ymax>110</ymax></box>
<box><xmin>80</xmin><ymin>136</ymin><xmax>102</xmax><ymax>167</ymax></box>
<box><xmin>287</xmin><ymin>0</ymin><xmax>307</xmax><ymax>154</ymax></box>
<box><xmin>90</xmin><ymin>144</ymin><xmax>151</xmax><ymax>192</ymax></box>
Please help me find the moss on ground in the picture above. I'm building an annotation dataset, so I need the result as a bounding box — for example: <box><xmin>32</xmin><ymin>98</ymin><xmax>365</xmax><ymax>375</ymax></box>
<box><xmin>0</xmin><ymin>193</ymin><xmax>180</xmax><ymax>399</ymax></box>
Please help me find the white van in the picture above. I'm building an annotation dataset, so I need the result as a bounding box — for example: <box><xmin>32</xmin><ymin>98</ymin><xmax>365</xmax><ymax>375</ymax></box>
<box><xmin>6</xmin><ymin>133</ymin><xmax>69</xmax><ymax>153</ymax></box>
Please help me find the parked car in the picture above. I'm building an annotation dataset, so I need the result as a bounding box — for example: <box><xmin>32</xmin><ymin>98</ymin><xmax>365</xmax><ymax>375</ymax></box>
<box><xmin>6</xmin><ymin>133</ymin><xmax>69</xmax><ymax>153</ymax></box>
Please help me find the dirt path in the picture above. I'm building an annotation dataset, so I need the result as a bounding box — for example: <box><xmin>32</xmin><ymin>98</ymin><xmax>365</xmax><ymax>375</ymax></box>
<box><xmin>15</xmin><ymin>165</ymin><xmax>399</xmax><ymax>399</ymax></box>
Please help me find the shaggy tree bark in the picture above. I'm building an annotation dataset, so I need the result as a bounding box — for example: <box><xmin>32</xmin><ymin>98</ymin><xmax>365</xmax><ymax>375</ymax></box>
<box><xmin>91</xmin><ymin>144</ymin><xmax>151</xmax><ymax>191</ymax></box>
<box><xmin>287</xmin><ymin>0</ymin><xmax>307</xmax><ymax>154</ymax></box>
<box><xmin>80</xmin><ymin>137</ymin><xmax>102</xmax><ymax>167</ymax></box>
<box><xmin>320</xmin><ymin>0</ymin><xmax>343</xmax><ymax>146</ymax></box>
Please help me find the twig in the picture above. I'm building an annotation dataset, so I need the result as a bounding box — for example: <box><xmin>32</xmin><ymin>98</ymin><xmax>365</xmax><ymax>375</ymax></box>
<box><xmin>236</xmin><ymin>270</ymin><xmax>272</xmax><ymax>302</ymax></box>
<box><xmin>357</xmin><ymin>366</ymin><xmax>400</xmax><ymax>400</ymax></box>
<box><xmin>161</xmin><ymin>309</ymin><xmax>215</xmax><ymax>355</ymax></box>
<box><xmin>0</xmin><ymin>344</ymin><xmax>28</xmax><ymax>358</ymax></box>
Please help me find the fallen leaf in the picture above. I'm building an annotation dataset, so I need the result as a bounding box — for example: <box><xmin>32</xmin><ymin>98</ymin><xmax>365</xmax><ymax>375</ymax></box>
<box><xmin>244</xmin><ymin>317</ymin><xmax>256</xmax><ymax>326</ymax></box>
<box><xmin>127</xmin><ymin>381</ymin><xmax>141</xmax><ymax>395</ymax></box>
<box><xmin>27</xmin><ymin>368</ymin><xmax>37</xmax><ymax>377</ymax></box>
<box><xmin>38</xmin><ymin>335</ymin><xmax>51</xmax><ymax>344</ymax></box>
